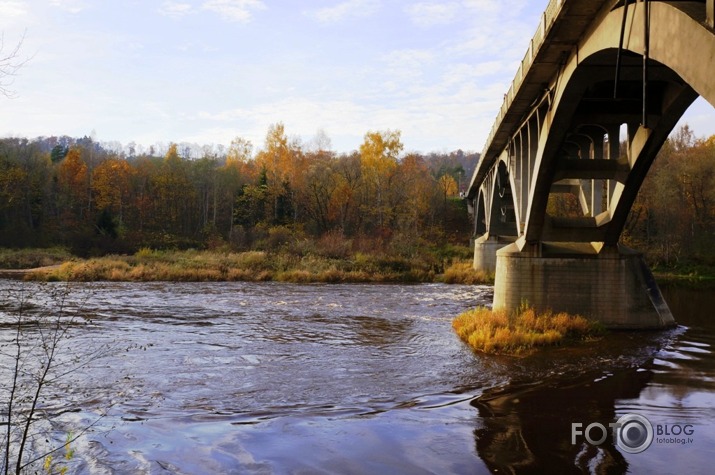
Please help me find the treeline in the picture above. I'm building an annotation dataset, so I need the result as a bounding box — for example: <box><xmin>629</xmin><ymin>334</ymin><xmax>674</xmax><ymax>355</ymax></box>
<box><xmin>624</xmin><ymin>125</ymin><xmax>715</xmax><ymax>268</ymax></box>
<box><xmin>0</xmin><ymin>124</ymin><xmax>477</xmax><ymax>255</ymax></box>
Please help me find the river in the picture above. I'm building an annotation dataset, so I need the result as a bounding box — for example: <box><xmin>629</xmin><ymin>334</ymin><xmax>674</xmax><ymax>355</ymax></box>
<box><xmin>1</xmin><ymin>281</ymin><xmax>714</xmax><ymax>474</ymax></box>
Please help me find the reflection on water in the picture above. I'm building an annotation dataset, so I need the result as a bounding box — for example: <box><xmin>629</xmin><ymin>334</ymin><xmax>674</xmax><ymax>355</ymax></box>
<box><xmin>473</xmin><ymin>366</ymin><xmax>648</xmax><ymax>474</ymax></box>
<box><xmin>0</xmin><ymin>281</ymin><xmax>713</xmax><ymax>473</ymax></box>
<box><xmin>471</xmin><ymin>286</ymin><xmax>715</xmax><ymax>474</ymax></box>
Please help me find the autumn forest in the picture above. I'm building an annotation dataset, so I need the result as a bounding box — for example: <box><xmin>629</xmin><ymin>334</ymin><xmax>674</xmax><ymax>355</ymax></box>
<box><xmin>0</xmin><ymin>124</ymin><xmax>475</xmax><ymax>257</ymax></box>
<box><xmin>0</xmin><ymin>121</ymin><xmax>714</xmax><ymax>274</ymax></box>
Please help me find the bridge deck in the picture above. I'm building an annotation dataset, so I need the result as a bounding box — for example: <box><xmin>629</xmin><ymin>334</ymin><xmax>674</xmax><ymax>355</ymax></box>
<box><xmin>468</xmin><ymin>0</ymin><xmax>613</xmax><ymax>199</ymax></box>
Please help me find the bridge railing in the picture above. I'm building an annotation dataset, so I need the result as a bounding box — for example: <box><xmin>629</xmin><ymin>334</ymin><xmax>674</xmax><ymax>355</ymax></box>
<box><xmin>481</xmin><ymin>0</ymin><xmax>563</xmax><ymax>162</ymax></box>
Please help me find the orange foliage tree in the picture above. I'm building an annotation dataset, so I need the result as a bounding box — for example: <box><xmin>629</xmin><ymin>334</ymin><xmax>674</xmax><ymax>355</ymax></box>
<box><xmin>56</xmin><ymin>147</ymin><xmax>89</xmax><ymax>222</ymax></box>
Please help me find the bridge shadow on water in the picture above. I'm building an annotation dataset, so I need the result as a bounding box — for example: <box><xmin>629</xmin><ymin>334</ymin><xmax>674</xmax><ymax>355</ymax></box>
<box><xmin>471</xmin><ymin>365</ymin><xmax>653</xmax><ymax>474</ymax></box>
<box><xmin>471</xmin><ymin>288</ymin><xmax>715</xmax><ymax>474</ymax></box>
<box><xmin>468</xmin><ymin>286</ymin><xmax>715</xmax><ymax>474</ymax></box>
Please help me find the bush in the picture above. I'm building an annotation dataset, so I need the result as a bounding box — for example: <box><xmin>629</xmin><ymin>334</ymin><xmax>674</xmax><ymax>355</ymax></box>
<box><xmin>315</xmin><ymin>229</ymin><xmax>352</xmax><ymax>259</ymax></box>
<box><xmin>265</xmin><ymin>225</ymin><xmax>295</xmax><ymax>250</ymax></box>
<box><xmin>229</xmin><ymin>251</ymin><xmax>269</xmax><ymax>270</ymax></box>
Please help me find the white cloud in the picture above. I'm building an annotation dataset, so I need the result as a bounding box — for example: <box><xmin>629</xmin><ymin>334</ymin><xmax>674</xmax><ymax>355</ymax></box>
<box><xmin>405</xmin><ymin>2</ymin><xmax>459</xmax><ymax>28</ymax></box>
<box><xmin>308</xmin><ymin>0</ymin><xmax>380</xmax><ymax>24</ymax></box>
<box><xmin>192</xmin><ymin>97</ymin><xmax>372</xmax><ymax>150</ymax></box>
<box><xmin>6</xmin><ymin>0</ymin><xmax>707</xmax><ymax>155</ymax></box>
<box><xmin>159</xmin><ymin>1</ymin><xmax>193</xmax><ymax>18</ymax></box>
<box><xmin>450</xmin><ymin>15</ymin><xmax>533</xmax><ymax>61</ymax></box>
<box><xmin>461</xmin><ymin>0</ymin><xmax>500</xmax><ymax>14</ymax></box>
<box><xmin>380</xmin><ymin>48</ymin><xmax>434</xmax><ymax>86</ymax></box>
<box><xmin>200</xmin><ymin>98</ymin><xmax>365</xmax><ymax>129</ymax></box>
<box><xmin>192</xmin><ymin>70</ymin><xmax>508</xmax><ymax>152</ymax></box>
<box><xmin>382</xmin><ymin>48</ymin><xmax>434</xmax><ymax>68</ymax></box>
<box><xmin>48</xmin><ymin>0</ymin><xmax>87</xmax><ymax>14</ymax></box>
<box><xmin>202</xmin><ymin>0</ymin><xmax>266</xmax><ymax>23</ymax></box>
<box><xmin>0</xmin><ymin>1</ymin><xmax>27</xmax><ymax>18</ymax></box>
<box><xmin>440</xmin><ymin>61</ymin><xmax>505</xmax><ymax>88</ymax></box>
<box><xmin>187</xmin><ymin>58</ymin><xmax>504</xmax><ymax>149</ymax></box>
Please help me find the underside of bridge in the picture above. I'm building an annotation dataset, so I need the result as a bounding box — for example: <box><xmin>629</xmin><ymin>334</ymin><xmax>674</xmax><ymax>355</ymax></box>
<box><xmin>470</xmin><ymin>0</ymin><xmax>715</xmax><ymax>328</ymax></box>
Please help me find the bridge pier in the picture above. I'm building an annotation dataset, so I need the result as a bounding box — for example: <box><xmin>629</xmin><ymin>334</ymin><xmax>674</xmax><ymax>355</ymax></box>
<box><xmin>465</xmin><ymin>0</ymin><xmax>715</xmax><ymax>329</ymax></box>
<box><xmin>473</xmin><ymin>234</ymin><xmax>513</xmax><ymax>274</ymax></box>
<box><xmin>493</xmin><ymin>242</ymin><xmax>675</xmax><ymax>329</ymax></box>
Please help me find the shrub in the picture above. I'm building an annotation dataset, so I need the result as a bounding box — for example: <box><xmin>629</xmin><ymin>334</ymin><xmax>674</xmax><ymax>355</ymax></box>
<box><xmin>230</xmin><ymin>251</ymin><xmax>268</xmax><ymax>270</ymax></box>
<box><xmin>135</xmin><ymin>247</ymin><xmax>162</xmax><ymax>260</ymax></box>
<box><xmin>265</xmin><ymin>225</ymin><xmax>294</xmax><ymax>250</ymax></box>
<box><xmin>316</xmin><ymin>229</ymin><xmax>352</xmax><ymax>259</ymax></box>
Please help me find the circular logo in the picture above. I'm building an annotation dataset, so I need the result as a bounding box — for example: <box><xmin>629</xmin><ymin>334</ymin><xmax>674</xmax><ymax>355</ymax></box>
<box><xmin>614</xmin><ymin>413</ymin><xmax>654</xmax><ymax>454</ymax></box>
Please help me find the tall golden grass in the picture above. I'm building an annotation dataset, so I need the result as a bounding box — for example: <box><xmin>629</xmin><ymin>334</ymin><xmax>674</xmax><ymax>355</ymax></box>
<box><xmin>441</xmin><ymin>260</ymin><xmax>494</xmax><ymax>285</ymax></box>
<box><xmin>25</xmin><ymin>249</ymin><xmax>441</xmax><ymax>283</ymax></box>
<box><xmin>452</xmin><ymin>305</ymin><xmax>603</xmax><ymax>355</ymax></box>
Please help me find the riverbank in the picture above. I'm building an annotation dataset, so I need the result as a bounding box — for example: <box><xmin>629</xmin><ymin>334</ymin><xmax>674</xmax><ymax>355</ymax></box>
<box><xmin>4</xmin><ymin>248</ymin><xmax>714</xmax><ymax>287</ymax></box>
<box><xmin>0</xmin><ymin>247</ymin><xmax>72</xmax><ymax>270</ymax></box>
<box><xmin>652</xmin><ymin>265</ymin><xmax>715</xmax><ymax>288</ymax></box>
<box><xmin>6</xmin><ymin>248</ymin><xmax>492</xmax><ymax>285</ymax></box>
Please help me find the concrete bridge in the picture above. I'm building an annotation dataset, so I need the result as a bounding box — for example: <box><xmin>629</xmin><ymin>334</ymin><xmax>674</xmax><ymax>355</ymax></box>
<box><xmin>467</xmin><ymin>0</ymin><xmax>715</xmax><ymax>328</ymax></box>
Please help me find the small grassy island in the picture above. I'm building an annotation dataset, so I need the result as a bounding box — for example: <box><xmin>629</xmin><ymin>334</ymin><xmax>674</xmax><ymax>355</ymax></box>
<box><xmin>452</xmin><ymin>305</ymin><xmax>604</xmax><ymax>355</ymax></box>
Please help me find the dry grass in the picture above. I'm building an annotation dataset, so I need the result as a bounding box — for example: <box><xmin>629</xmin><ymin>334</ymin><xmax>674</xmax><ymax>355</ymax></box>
<box><xmin>452</xmin><ymin>305</ymin><xmax>603</xmax><ymax>355</ymax></box>
<box><xmin>0</xmin><ymin>247</ymin><xmax>73</xmax><ymax>269</ymax></box>
<box><xmin>441</xmin><ymin>260</ymin><xmax>494</xmax><ymax>285</ymax></box>
<box><xmin>28</xmin><ymin>257</ymin><xmax>268</xmax><ymax>282</ymax></box>
<box><xmin>25</xmin><ymin>249</ymin><xmax>437</xmax><ymax>283</ymax></box>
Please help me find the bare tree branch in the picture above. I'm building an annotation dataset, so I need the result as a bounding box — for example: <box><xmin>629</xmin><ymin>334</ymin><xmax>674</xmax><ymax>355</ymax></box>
<box><xmin>0</xmin><ymin>30</ymin><xmax>30</xmax><ymax>99</ymax></box>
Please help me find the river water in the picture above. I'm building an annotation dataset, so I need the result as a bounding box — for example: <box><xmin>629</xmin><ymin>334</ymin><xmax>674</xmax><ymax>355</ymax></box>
<box><xmin>1</xmin><ymin>281</ymin><xmax>714</xmax><ymax>474</ymax></box>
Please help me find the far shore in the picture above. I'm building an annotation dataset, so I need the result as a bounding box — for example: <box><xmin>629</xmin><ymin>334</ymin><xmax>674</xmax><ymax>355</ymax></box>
<box><xmin>1</xmin><ymin>248</ymin><xmax>712</xmax><ymax>288</ymax></box>
<box><xmin>0</xmin><ymin>265</ymin><xmax>62</xmax><ymax>280</ymax></box>
<box><xmin>0</xmin><ymin>248</ymin><xmax>492</xmax><ymax>285</ymax></box>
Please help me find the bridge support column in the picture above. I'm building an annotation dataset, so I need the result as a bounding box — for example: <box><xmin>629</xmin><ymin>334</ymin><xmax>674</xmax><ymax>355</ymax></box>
<box><xmin>473</xmin><ymin>234</ymin><xmax>512</xmax><ymax>274</ymax></box>
<box><xmin>493</xmin><ymin>242</ymin><xmax>675</xmax><ymax>329</ymax></box>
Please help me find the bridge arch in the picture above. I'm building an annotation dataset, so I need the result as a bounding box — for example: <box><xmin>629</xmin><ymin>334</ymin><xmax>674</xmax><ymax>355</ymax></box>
<box><xmin>489</xmin><ymin>160</ymin><xmax>518</xmax><ymax>237</ymax></box>
<box><xmin>471</xmin><ymin>0</ymin><xmax>715</xmax><ymax>327</ymax></box>
<box><xmin>524</xmin><ymin>1</ymin><xmax>714</xmax><ymax>245</ymax></box>
<box><xmin>474</xmin><ymin>189</ymin><xmax>487</xmax><ymax>236</ymax></box>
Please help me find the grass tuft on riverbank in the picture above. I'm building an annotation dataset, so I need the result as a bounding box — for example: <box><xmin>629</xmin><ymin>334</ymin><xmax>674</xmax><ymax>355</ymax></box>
<box><xmin>452</xmin><ymin>305</ymin><xmax>604</xmax><ymax>355</ymax></box>
<box><xmin>441</xmin><ymin>261</ymin><xmax>493</xmax><ymax>285</ymax></box>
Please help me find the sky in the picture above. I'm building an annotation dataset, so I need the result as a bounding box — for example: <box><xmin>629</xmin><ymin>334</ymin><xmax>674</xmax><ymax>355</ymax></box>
<box><xmin>0</xmin><ymin>0</ymin><xmax>713</xmax><ymax>155</ymax></box>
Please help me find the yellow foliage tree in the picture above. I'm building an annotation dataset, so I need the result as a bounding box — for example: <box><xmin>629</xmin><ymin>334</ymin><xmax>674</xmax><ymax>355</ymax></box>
<box><xmin>226</xmin><ymin>136</ymin><xmax>253</xmax><ymax>166</ymax></box>
<box><xmin>438</xmin><ymin>174</ymin><xmax>458</xmax><ymax>198</ymax></box>
<box><xmin>256</xmin><ymin>123</ymin><xmax>290</xmax><ymax>186</ymax></box>
<box><xmin>92</xmin><ymin>158</ymin><xmax>133</xmax><ymax>223</ymax></box>
<box><xmin>153</xmin><ymin>143</ymin><xmax>194</xmax><ymax>233</ymax></box>
<box><xmin>399</xmin><ymin>153</ymin><xmax>435</xmax><ymax>231</ymax></box>
<box><xmin>255</xmin><ymin>123</ymin><xmax>305</xmax><ymax>223</ymax></box>
<box><xmin>220</xmin><ymin>137</ymin><xmax>254</xmax><ymax>234</ymax></box>
<box><xmin>0</xmin><ymin>164</ymin><xmax>27</xmax><ymax>213</ymax></box>
<box><xmin>359</xmin><ymin>130</ymin><xmax>403</xmax><ymax>228</ymax></box>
